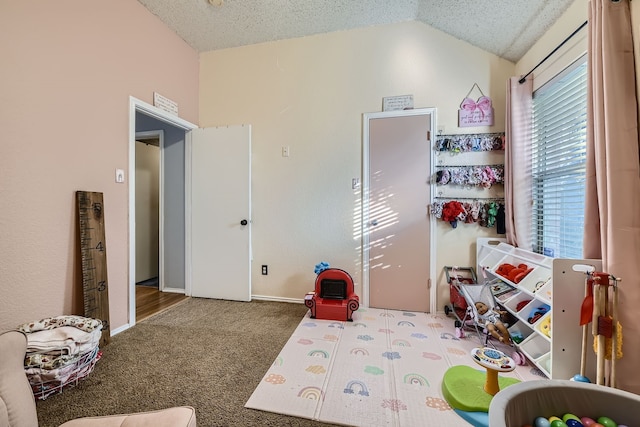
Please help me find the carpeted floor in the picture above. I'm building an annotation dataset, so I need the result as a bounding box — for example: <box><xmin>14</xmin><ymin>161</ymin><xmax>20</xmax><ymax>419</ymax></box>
<box><xmin>35</xmin><ymin>298</ymin><xmax>341</xmax><ymax>427</ymax></box>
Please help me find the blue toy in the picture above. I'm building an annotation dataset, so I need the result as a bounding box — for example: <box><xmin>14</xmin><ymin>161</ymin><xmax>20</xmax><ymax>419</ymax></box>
<box><xmin>314</xmin><ymin>261</ymin><xmax>330</xmax><ymax>275</ymax></box>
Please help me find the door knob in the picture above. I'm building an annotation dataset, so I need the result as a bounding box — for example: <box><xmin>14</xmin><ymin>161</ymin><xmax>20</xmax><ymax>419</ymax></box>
<box><xmin>240</xmin><ymin>219</ymin><xmax>248</xmax><ymax>226</ymax></box>
<box><xmin>370</xmin><ymin>219</ymin><xmax>378</xmax><ymax>226</ymax></box>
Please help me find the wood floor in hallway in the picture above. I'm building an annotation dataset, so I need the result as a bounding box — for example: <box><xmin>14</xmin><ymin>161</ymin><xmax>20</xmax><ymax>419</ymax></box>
<box><xmin>135</xmin><ymin>285</ymin><xmax>189</xmax><ymax>322</ymax></box>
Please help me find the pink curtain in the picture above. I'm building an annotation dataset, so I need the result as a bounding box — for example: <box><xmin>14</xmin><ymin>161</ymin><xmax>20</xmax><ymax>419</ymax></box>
<box><xmin>504</xmin><ymin>76</ymin><xmax>533</xmax><ymax>250</ymax></box>
<box><xmin>584</xmin><ymin>0</ymin><xmax>640</xmax><ymax>393</ymax></box>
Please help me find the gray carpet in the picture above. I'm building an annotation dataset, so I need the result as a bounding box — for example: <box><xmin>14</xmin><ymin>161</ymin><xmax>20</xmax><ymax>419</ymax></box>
<box><xmin>36</xmin><ymin>298</ymin><xmax>340</xmax><ymax>427</ymax></box>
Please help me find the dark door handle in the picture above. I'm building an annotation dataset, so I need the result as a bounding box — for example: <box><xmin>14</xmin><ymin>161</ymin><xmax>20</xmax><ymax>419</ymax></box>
<box><xmin>240</xmin><ymin>219</ymin><xmax>248</xmax><ymax>226</ymax></box>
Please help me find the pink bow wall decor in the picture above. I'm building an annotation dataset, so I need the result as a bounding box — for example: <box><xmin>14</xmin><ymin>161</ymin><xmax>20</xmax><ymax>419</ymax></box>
<box><xmin>458</xmin><ymin>85</ymin><xmax>494</xmax><ymax>127</ymax></box>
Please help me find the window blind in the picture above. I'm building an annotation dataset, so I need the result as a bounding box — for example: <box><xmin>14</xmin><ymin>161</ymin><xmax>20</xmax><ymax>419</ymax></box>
<box><xmin>531</xmin><ymin>57</ymin><xmax>587</xmax><ymax>259</ymax></box>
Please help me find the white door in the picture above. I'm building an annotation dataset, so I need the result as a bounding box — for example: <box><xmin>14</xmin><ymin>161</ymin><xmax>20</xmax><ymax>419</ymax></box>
<box><xmin>190</xmin><ymin>125</ymin><xmax>251</xmax><ymax>301</ymax></box>
<box><xmin>364</xmin><ymin>109</ymin><xmax>434</xmax><ymax>312</ymax></box>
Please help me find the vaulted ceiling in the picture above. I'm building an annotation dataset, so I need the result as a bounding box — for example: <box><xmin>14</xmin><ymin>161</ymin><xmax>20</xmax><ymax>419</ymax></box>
<box><xmin>137</xmin><ymin>0</ymin><xmax>576</xmax><ymax>63</ymax></box>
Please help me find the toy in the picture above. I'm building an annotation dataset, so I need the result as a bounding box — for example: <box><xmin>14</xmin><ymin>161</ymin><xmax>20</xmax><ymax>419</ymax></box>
<box><xmin>571</xmin><ymin>374</ymin><xmax>591</xmax><ymax>383</ymax></box>
<box><xmin>578</xmin><ymin>271</ymin><xmax>622</xmax><ymax>386</ymax></box>
<box><xmin>528</xmin><ymin>414</ymin><xmax>622</xmax><ymax>427</ymax></box>
<box><xmin>474</xmin><ymin>301</ymin><xmax>511</xmax><ymax>344</ymax></box>
<box><xmin>538</xmin><ymin>316</ymin><xmax>551</xmax><ymax>338</ymax></box>
<box><xmin>314</xmin><ymin>261</ymin><xmax>330</xmax><ymax>274</ymax></box>
<box><xmin>527</xmin><ymin>304</ymin><xmax>550</xmax><ymax>324</ymax></box>
<box><xmin>305</xmin><ymin>267</ymin><xmax>359</xmax><ymax>321</ymax></box>
<box><xmin>495</xmin><ymin>262</ymin><xmax>533</xmax><ymax>283</ymax></box>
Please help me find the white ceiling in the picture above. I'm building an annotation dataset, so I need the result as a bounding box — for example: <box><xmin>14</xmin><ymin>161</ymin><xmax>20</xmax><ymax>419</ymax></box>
<box><xmin>137</xmin><ymin>0</ymin><xmax>576</xmax><ymax>63</ymax></box>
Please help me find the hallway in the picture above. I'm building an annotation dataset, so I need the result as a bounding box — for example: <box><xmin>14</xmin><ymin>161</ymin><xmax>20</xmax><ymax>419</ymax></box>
<box><xmin>135</xmin><ymin>286</ymin><xmax>189</xmax><ymax>322</ymax></box>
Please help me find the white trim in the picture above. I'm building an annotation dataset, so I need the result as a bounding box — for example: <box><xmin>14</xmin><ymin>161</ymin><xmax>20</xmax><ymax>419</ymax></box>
<box><xmin>361</xmin><ymin>108</ymin><xmax>437</xmax><ymax>313</ymax></box>
<box><xmin>161</xmin><ymin>287</ymin><xmax>186</xmax><ymax>294</ymax></box>
<box><xmin>131</xmin><ymin>96</ymin><xmax>197</xmax><ymax>131</ymax></box>
<box><xmin>128</xmin><ymin>96</ymin><xmax>197</xmax><ymax>329</ymax></box>
<box><xmin>251</xmin><ymin>295</ymin><xmax>305</xmax><ymax>304</ymax></box>
<box><xmin>184</xmin><ymin>131</ymin><xmax>193</xmax><ymax>299</ymax></box>
<box><xmin>110</xmin><ymin>323</ymin><xmax>130</xmax><ymax>336</ymax></box>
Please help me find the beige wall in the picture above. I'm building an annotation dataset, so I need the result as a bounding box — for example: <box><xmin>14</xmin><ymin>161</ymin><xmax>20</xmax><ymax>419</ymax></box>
<box><xmin>135</xmin><ymin>142</ymin><xmax>160</xmax><ymax>283</ymax></box>
<box><xmin>199</xmin><ymin>21</ymin><xmax>514</xmax><ymax>309</ymax></box>
<box><xmin>516</xmin><ymin>0</ymin><xmax>588</xmax><ymax>87</ymax></box>
<box><xmin>0</xmin><ymin>0</ymin><xmax>198</xmax><ymax>331</ymax></box>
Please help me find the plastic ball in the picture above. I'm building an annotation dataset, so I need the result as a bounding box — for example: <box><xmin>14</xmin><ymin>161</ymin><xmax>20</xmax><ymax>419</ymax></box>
<box><xmin>571</xmin><ymin>374</ymin><xmax>591</xmax><ymax>383</ymax></box>
<box><xmin>551</xmin><ymin>420</ymin><xmax>568</xmax><ymax>427</ymax></box>
<box><xmin>581</xmin><ymin>418</ymin><xmax>596</xmax><ymax>427</ymax></box>
<box><xmin>535</xmin><ymin>417</ymin><xmax>552</xmax><ymax>427</ymax></box>
<box><xmin>549</xmin><ymin>417</ymin><xmax>562</xmax><ymax>422</ymax></box>
<box><xmin>566</xmin><ymin>420</ymin><xmax>584</xmax><ymax>427</ymax></box>
<box><xmin>563</xmin><ymin>414</ymin><xmax>580</xmax><ymax>423</ymax></box>
<box><xmin>597</xmin><ymin>417</ymin><xmax>617</xmax><ymax>427</ymax></box>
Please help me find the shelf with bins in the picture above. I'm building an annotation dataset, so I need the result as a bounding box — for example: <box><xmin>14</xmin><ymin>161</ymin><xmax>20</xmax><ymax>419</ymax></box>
<box><xmin>477</xmin><ymin>238</ymin><xmax>603</xmax><ymax>380</ymax></box>
<box><xmin>478</xmin><ymin>240</ymin><xmax>554</xmax><ymax>377</ymax></box>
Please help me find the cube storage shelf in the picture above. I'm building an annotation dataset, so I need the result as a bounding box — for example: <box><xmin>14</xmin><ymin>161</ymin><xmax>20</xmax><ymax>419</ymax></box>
<box><xmin>476</xmin><ymin>238</ymin><xmax>601</xmax><ymax>380</ymax></box>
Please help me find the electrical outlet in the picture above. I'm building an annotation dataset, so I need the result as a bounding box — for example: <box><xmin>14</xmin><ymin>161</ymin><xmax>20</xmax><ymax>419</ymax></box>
<box><xmin>261</xmin><ymin>265</ymin><xmax>268</xmax><ymax>275</ymax></box>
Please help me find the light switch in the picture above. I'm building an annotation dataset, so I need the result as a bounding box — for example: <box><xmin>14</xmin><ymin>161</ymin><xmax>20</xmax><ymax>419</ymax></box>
<box><xmin>115</xmin><ymin>169</ymin><xmax>125</xmax><ymax>183</ymax></box>
<box><xmin>282</xmin><ymin>146</ymin><xmax>290</xmax><ymax>157</ymax></box>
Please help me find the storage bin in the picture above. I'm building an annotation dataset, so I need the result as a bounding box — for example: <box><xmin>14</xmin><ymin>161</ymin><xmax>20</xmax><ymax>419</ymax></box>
<box><xmin>489</xmin><ymin>380</ymin><xmax>640</xmax><ymax>427</ymax></box>
<box><xmin>507</xmin><ymin>321</ymin><xmax>533</xmax><ymax>345</ymax></box>
<box><xmin>504</xmin><ymin>293</ymin><xmax>533</xmax><ymax>314</ymax></box>
<box><xmin>519</xmin><ymin>334</ymin><xmax>550</xmax><ymax>360</ymax></box>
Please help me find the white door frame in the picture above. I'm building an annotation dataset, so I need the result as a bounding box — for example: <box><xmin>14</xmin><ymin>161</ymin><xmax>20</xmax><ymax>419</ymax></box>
<box><xmin>128</xmin><ymin>97</ymin><xmax>197</xmax><ymax>328</ymax></box>
<box><xmin>362</xmin><ymin>108</ymin><xmax>438</xmax><ymax>313</ymax></box>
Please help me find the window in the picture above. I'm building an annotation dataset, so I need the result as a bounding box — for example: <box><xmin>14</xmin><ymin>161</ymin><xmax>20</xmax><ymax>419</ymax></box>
<box><xmin>531</xmin><ymin>57</ymin><xmax>587</xmax><ymax>259</ymax></box>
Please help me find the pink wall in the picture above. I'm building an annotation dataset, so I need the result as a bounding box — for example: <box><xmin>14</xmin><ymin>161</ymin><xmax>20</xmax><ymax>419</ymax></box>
<box><xmin>0</xmin><ymin>0</ymin><xmax>199</xmax><ymax>331</ymax></box>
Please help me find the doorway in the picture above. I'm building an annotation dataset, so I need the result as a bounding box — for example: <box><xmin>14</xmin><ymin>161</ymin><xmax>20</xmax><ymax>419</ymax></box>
<box><xmin>362</xmin><ymin>108</ymin><xmax>437</xmax><ymax>313</ymax></box>
<box><xmin>128</xmin><ymin>97</ymin><xmax>253</xmax><ymax>327</ymax></box>
<box><xmin>135</xmin><ymin>133</ymin><xmax>160</xmax><ymax>291</ymax></box>
<box><xmin>129</xmin><ymin>97</ymin><xmax>197</xmax><ymax>327</ymax></box>
<box><xmin>133</xmin><ymin>132</ymin><xmax>189</xmax><ymax>321</ymax></box>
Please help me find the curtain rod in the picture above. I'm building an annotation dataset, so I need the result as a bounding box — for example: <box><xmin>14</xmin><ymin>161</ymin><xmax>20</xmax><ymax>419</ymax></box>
<box><xmin>518</xmin><ymin>20</ymin><xmax>588</xmax><ymax>84</ymax></box>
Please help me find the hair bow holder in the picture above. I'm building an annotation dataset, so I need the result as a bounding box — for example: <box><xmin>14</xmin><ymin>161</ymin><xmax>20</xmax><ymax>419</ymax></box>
<box><xmin>458</xmin><ymin>83</ymin><xmax>494</xmax><ymax>127</ymax></box>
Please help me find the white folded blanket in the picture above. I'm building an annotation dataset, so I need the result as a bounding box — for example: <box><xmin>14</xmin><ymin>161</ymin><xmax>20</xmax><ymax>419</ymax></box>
<box><xmin>25</xmin><ymin>326</ymin><xmax>101</xmax><ymax>356</ymax></box>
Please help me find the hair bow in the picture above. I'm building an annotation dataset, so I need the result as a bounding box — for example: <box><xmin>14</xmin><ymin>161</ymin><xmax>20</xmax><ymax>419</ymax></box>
<box><xmin>460</xmin><ymin>96</ymin><xmax>492</xmax><ymax>119</ymax></box>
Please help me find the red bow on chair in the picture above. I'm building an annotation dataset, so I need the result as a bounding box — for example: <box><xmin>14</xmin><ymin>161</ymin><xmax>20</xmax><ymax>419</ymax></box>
<box><xmin>460</xmin><ymin>96</ymin><xmax>492</xmax><ymax>119</ymax></box>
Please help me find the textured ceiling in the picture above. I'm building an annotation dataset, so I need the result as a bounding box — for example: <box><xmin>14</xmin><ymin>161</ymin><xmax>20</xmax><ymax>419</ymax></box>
<box><xmin>137</xmin><ymin>0</ymin><xmax>576</xmax><ymax>63</ymax></box>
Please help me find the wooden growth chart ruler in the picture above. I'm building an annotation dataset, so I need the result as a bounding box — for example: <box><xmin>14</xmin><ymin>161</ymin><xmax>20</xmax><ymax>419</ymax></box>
<box><xmin>76</xmin><ymin>191</ymin><xmax>111</xmax><ymax>346</ymax></box>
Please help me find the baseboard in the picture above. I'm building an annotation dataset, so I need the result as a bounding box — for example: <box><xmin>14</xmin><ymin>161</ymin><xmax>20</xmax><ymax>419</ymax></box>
<box><xmin>110</xmin><ymin>323</ymin><xmax>130</xmax><ymax>336</ymax></box>
<box><xmin>251</xmin><ymin>295</ymin><xmax>305</xmax><ymax>304</ymax></box>
<box><xmin>160</xmin><ymin>287</ymin><xmax>185</xmax><ymax>294</ymax></box>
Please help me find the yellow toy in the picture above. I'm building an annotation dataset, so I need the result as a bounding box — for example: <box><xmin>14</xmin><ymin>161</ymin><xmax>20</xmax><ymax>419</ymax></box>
<box><xmin>538</xmin><ymin>316</ymin><xmax>551</xmax><ymax>338</ymax></box>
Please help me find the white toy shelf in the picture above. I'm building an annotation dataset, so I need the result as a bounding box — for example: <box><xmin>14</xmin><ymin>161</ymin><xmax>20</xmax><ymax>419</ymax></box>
<box><xmin>476</xmin><ymin>238</ymin><xmax>601</xmax><ymax>380</ymax></box>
